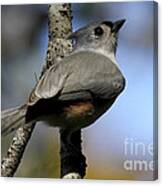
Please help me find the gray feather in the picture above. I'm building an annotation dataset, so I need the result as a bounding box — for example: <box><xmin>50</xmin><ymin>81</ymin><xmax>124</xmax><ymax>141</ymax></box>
<box><xmin>1</xmin><ymin>105</ymin><xmax>27</xmax><ymax>136</ymax></box>
<box><xmin>28</xmin><ymin>64</ymin><xmax>68</xmax><ymax>105</ymax></box>
<box><xmin>59</xmin><ymin>51</ymin><xmax>125</xmax><ymax>100</ymax></box>
<box><xmin>29</xmin><ymin>51</ymin><xmax>125</xmax><ymax>104</ymax></box>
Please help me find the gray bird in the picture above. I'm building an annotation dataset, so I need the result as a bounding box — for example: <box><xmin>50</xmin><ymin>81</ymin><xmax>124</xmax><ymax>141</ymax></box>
<box><xmin>2</xmin><ymin>20</ymin><xmax>126</xmax><ymax>143</ymax></box>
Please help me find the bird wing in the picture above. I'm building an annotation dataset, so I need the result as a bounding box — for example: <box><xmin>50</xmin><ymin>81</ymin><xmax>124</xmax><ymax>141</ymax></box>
<box><xmin>28</xmin><ymin>64</ymin><xmax>68</xmax><ymax>106</ymax></box>
<box><xmin>59</xmin><ymin>51</ymin><xmax>123</xmax><ymax>100</ymax></box>
<box><xmin>28</xmin><ymin>51</ymin><xmax>124</xmax><ymax>105</ymax></box>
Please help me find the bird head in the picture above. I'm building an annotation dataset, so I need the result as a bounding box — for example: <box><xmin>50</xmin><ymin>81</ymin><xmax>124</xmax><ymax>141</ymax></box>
<box><xmin>68</xmin><ymin>19</ymin><xmax>126</xmax><ymax>56</ymax></box>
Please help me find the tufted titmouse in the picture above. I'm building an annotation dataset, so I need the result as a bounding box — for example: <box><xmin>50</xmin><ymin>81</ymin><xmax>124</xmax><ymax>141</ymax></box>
<box><xmin>2</xmin><ymin>20</ymin><xmax>126</xmax><ymax>142</ymax></box>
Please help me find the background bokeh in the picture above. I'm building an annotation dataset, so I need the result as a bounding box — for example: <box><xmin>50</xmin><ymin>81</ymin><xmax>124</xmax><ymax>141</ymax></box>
<box><xmin>1</xmin><ymin>2</ymin><xmax>157</xmax><ymax>180</ymax></box>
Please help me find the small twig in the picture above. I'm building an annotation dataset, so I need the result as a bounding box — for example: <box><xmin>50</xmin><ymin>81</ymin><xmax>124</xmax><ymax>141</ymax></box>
<box><xmin>34</xmin><ymin>72</ymin><xmax>39</xmax><ymax>83</ymax></box>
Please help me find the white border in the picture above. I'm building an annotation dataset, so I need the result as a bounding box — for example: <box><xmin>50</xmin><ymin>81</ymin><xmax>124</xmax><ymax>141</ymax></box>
<box><xmin>0</xmin><ymin>0</ymin><xmax>157</xmax><ymax>5</ymax></box>
<box><xmin>0</xmin><ymin>0</ymin><xmax>162</xmax><ymax>186</ymax></box>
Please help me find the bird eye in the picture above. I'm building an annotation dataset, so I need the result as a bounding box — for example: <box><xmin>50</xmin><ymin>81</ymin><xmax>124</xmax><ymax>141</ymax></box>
<box><xmin>94</xmin><ymin>26</ymin><xmax>104</xmax><ymax>36</ymax></box>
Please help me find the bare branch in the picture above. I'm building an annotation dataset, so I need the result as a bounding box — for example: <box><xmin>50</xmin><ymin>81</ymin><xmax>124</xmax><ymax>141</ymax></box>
<box><xmin>1</xmin><ymin>123</ymin><xmax>35</xmax><ymax>176</ymax></box>
<box><xmin>41</xmin><ymin>4</ymin><xmax>73</xmax><ymax>74</ymax></box>
<box><xmin>60</xmin><ymin>129</ymin><xmax>87</xmax><ymax>178</ymax></box>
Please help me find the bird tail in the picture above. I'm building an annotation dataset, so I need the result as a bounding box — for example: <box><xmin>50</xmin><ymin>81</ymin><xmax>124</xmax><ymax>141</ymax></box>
<box><xmin>1</xmin><ymin>105</ymin><xmax>27</xmax><ymax>136</ymax></box>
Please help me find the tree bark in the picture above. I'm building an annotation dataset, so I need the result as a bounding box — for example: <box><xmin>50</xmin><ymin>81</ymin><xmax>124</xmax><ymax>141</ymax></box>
<box><xmin>1</xmin><ymin>123</ymin><xmax>35</xmax><ymax>177</ymax></box>
<box><xmin>60</xmin><ymin>129</ymin><xmax>87</xmax><ymax>179</ymax></box>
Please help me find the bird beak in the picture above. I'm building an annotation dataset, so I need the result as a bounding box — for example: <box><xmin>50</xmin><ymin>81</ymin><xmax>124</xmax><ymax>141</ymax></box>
<box><xmin>112</xmin><ymin>19</ymin><xmax>126</xmax><ymax>33</ymax></box>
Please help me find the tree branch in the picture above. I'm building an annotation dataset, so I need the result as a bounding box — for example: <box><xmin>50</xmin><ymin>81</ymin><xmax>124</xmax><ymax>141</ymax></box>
<box><xmin>41</xmin><ymin>4</ymin><xmax>73</xmax><ymax>74</ymax></box>
<box><xmin>1</xmin><ymin>3</ymin><xmax>87</xmax><ymax>178</ymax></box>
<box><xmin>1</xmin><ymin>123</ymin><xmax>35</xmax><ymax>176</ymax></box>
<box><xmin>60</xmin><ymin>129</ymin><xmax>87</xmax><ymax>179</ymax></box>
